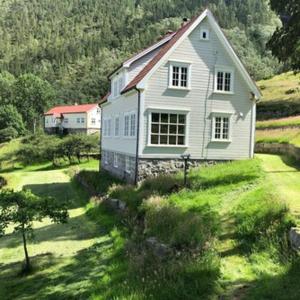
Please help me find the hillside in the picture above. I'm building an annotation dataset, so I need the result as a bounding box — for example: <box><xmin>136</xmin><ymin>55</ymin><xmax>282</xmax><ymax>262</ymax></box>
<box><xmin>257</xmin><ymin>72</ymin><xmax>300</xmax><ymax>120</ymax></box>
<box><xmin>0</xmin><ymin>0</ymin><xmax>280</xmax><ymax>102</ymax></box>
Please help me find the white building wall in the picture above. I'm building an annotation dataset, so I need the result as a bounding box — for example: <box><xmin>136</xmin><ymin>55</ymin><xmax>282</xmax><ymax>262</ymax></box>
<box><xmin>140</xmin><ymin>17</ymin><xmax>255</xmax><ymax>160</ymax></box>
<box><xmin>86</xmin><ymin>107</ymin><xmax>101</xmax><ymax>129</ymax></box>
<box><xmin>61</xmin><ymin>112</ymin><xmax>87</xmax><ymax>129</ymax></box>
<box><xmin>102</xmin><ymin>91</ymin><xmax>138</xmax><ymax>156</ymax></box>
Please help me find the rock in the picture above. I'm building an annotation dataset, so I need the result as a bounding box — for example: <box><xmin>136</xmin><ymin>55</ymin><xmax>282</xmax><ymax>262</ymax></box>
<box><xmin>146</xmin><ymin>237</ymin><xmax>172</xmax><ymax>259</ymax></box>
<box><xmin>118</xmin><ymin>200</ymin><xmax>127</xmax><ymax>211</ymax></box>
<box><xmin>289</xmin><ymin>227</ymin><xmax>300</xmax><ymax>251</ymax></box>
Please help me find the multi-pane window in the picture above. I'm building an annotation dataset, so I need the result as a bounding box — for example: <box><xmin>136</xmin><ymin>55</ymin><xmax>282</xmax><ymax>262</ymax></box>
<box><xmin>216</xmin><ymin>68</ymin><xmax>233</xmax><ymax>92</ymax></box>
<box><xmin>77</xmin><ymin>118</ymin><xmax>81</xmax><ymax>124</ymax></box>
<box><xmin>150</xmin><ymin>112</ymin><xmax>186</xmax><ymax>146</ymax></box>
<box><xmin>113</xmin><ymin>153</ymin><xmax>119</xmax><ymax>168</ymax></box>
<box><xmin>103</xmin><ymin>119</ymin><xmax>112</xmax><ymax>137</ymax></box>
<box><xmin>125</xmin><ymin>156</ymin><xmax>133</xmax><ymax>174</ymax></box>
<box><xmin>64</xmin><ymin>118</ymin><xmax>68</xmax><ymax>124</ymax></box>
<box><xmin>124</xmin><ymin>115</ymin><xmax>130</xmax><ymax>136</ymax></box>
<box><xmin>81</xmin><ymin>118</ymin><xmax>85</xmax><ymax>123</ymax></box>
<box><xmin>91</xmin><ymin>118</ymin><xmax>96</xmax><ymax>125</ymax></box>
<box><xmin>213</xmin><ymin>116</ymin><xmax>230</xmax><ymax>141</ymax></box>
<box><xmin>130</xmin><ymin>114</ymin><xmax>136</xmax><ymax>137</ymax></box>
<box><xmin>115</xmin><ymin>116</ymin><xmax>120</xmax><ymax>137</ymax></box>
<box><xmin>112</xmin><ymin>74</ymin><xmax>125</xmax><ymax>98</ymax></box>
<box><xmin>124</xmin><ymin>112</ymin><xmax>136</xmax><ymax>137</ymax></box>
<box><xmin>103</xmin><ymin>151</ymin><xmax>108</xmax><ymax>165</ymax></box>
<box><xmin>170</xmin><ymin>64</ymin><xmax>190</xmax><ymax>88</ymax></box>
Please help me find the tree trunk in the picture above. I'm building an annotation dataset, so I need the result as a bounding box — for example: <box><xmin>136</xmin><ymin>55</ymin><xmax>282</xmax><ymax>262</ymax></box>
<box><xmin>22</xmin><ymin>227</ymin><xmax>30</xmax><ymax>272</ymax></box>
<box><xmin>33</xmin><ymin>119</ymin><xmax>36</xmax><ymax>134</ymax></box>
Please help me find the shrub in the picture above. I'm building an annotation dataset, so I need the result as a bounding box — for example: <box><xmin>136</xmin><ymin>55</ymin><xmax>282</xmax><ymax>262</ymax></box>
<box><xmin>144</xmin><ymin>203</ymin><xmax>220</xmax><ymax>250</ymax></box>
<box><xmin>0</xmin><ymin>127</ymin><xmax>18</xmax><ymax>143</ymax></box>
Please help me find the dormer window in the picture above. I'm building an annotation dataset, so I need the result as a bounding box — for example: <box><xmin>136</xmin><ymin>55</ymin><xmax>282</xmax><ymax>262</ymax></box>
<box><xmin>168</xmin><ymin>61</ymin><xmax>191</xmax><ymax>90</ymax></box>
<box><xmin>111</xmin><ymin>73</ymin><xmax>125</xmax><ymax>98</ymax></box>
<box><xmin>200</xmin><ymin>29</ymin><xmax>209</xmax><ymax>40</ymax></box>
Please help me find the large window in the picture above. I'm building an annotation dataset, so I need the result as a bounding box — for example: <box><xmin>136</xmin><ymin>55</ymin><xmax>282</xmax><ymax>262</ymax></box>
<box><xmin>124</xmin><ymin>112</ymin><xmax>136</xmax><ymax>137</ymax></box>
<box><xmin>215</xmin><ymin>67</ymin><xmax>234</xmax><ymax>93</ymax></box>
<box><xmin>149</xmin><ymin>112</ymin><xmax>186</xmax><ymax>146</ymax></box>
<box><xmin>169</xmin><ymin>62</ymin><xmax>191</xmax><ymax>89</ymax></box>
<box><xmin>212</xmin><ymin>115</ymin><xmax>231</xmax><ymax>141</ymax></box>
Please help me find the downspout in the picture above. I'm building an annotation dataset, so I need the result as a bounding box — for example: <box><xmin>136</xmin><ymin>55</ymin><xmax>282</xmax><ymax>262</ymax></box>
<box><xmin>99</xmin><ymin>104</ymin><xmax>103</xmax><ymax>172</ymax></box>
<box><xmin>134</xmin><ymin>87</ymin><xmax>141</xmax><ymax>185</ymax></box>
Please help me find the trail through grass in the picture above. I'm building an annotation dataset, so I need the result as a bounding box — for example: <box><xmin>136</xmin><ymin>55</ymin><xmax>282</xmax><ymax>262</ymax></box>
<box><xmin>258</xmin><ymin>154</ymin><xmax>300</xmax><ymax>223</ymax></box>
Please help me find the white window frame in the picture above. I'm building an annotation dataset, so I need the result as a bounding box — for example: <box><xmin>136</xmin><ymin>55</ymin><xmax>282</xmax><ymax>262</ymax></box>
<box><xmin>114</xmin><ymin>115</ymin><xmax>120</xmax><ymax>137</ymax></box>
<box><xmin>124</xmin><ymin>111</ymin><xmax>136</xmax><ymax>138</ymax></box>
<box><xmin>147</xmin><ymin>109</ymin><xmax>189</xmax><ymax>148</ymax></box>
<box><xmin>113</xmin><ymin>153</ymin><xmax>119</xmax><ymax>168</ymax></box>
<box><xmin>125</xmin><ymin>156</ymin><xmax>131</xmax><ymax>174</ymax></box>
<box><xmin>76</xmin><ymin>118</ymin><xmax>81</xmax><ymax>124</ymax></box>
<box><xmin>111</xmin><ymin>72</ymin><xmax>125</xmax><ymax>99</ymax></box>
<box><xmin>91</xmin><ymin>118</ymin><xmax>96</xmax><ymax>125</ymax></box>
<box><xmin>81</xmin><ymin>118</ymin><xmax>85</xmax><ymax>124</ymax></box>
<box><xmin>200</xmin><ymin>28</ymin><xmax>209</xmax><ymax>41</ymax></box>
<box><xmin>168</xmin><ymin>61</ymin><xmax>191</xmax><ymax>90</ymax></box>
<box><xmin>211</xmin><ymin>112</ymin><xmax>232</xmax><ymax>143</ymax></box>
<box><xmin>214</xmin><ymin>66</ymin><xmax>234</xmax><ymax>94</ymax></box>
<box><xmin>103</xmin><ymin>118</ymin><xmax>112</xmax><ymax>137</ymax></box>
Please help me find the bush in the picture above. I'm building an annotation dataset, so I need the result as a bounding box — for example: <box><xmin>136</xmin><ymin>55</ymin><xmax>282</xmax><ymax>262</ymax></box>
<box><xmin>144</xmin><ymin>202</ymin><xmax>220</xmax><ymax>250</ymax></box>
<box><xmin>0</xmin><ymin>127</ymin><xmax>18</xmax><ymax>143</ymax></box>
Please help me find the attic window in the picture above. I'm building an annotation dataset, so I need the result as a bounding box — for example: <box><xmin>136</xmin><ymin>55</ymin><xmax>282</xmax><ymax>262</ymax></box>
<box><xmin>200</xmin><ymin>29</ymin><xmax>209</xmax><ymax>40</ymax></box>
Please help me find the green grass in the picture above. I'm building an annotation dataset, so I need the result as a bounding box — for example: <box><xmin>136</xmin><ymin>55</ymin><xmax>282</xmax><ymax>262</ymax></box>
<box><xmin>1</xmin><ymin>138</ymin><xmax>300</xmax><ymax>299</ymax></box>
<box><xmin>257</xmin><ymin>154</ymin><xmax>300</xmax><ymax>223</ymax></box>
<box><xmin>256</xmin><ymin>115</ymin><xmax>300</xmax><ymax>129</ymax></box>
<box><xmin>256</xmin><ymin>127</ymin><xmax>300</xmax><ymax>147</ymax></box>
<box><xmin>257</xmin><ymin>72</ymin><xmax>300</xmax><ymax>120</ymax></box>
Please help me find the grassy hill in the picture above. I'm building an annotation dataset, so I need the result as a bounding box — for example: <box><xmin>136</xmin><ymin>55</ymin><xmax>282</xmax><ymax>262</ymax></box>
<box><xmin>257</xmin><ymin>72</ymin><xmax>300</xmax><ymax>120</ymax></box>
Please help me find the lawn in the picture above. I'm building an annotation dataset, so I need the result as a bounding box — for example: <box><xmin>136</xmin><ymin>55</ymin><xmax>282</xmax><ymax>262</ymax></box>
<box><xmin>257</xmin><ymin>72</ymin><xmax>300</xmax><ymax>119</ymax></box>
<box><xmin>0</xmin><ymin>142</ymin><xmax>113</xmax><ymax>299</ymax></box>
<box><xmin>258</xmin><ymin>154</ymin><xmax>300</xmax><ymax>223</ymax></box>
<box><xmin>256</xmin><ymin>127</ymin><xmax>300</xmax><ymax>147</ymax></box>
<box><xmin>256</xmin><ymin>115</ymin><xmax>300</xmax><ymax>129</ymax></box>
<box><xmin>1</xmin><ymin>138</ymin><xmax>300</xmax><ymax>299</ymax></box>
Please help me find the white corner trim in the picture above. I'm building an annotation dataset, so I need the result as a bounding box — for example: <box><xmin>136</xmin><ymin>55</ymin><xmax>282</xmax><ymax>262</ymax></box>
<box><xmin>210</xmin><ymin>110</ymin><xmax>234</xmax><ymax>116</ymax></box>
<box><xmin>168</xmin><ymin>59</ymin><xmax>192</xmax><ymax>65</ymax></box>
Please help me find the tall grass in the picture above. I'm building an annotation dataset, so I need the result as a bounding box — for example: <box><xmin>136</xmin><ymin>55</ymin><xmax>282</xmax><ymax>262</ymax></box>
<box><xmin>256</xmin><ymin>128</ymin><xmax>300</xmax><ymax>146</ymax></box>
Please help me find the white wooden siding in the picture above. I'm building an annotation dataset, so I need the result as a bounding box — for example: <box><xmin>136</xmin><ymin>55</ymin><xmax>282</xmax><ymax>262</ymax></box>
<box><xmin>102</xmin><ymin>91</ymin><xmax>138</xmax><ymax>155</ymax></box>
<box><xmin>140</xmin><ymin>18</ymin><xmax>255</xmax><ymax>160</ymax></box>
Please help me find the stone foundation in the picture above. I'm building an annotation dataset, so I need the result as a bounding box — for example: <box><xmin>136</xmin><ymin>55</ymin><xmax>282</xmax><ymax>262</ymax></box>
<box><xmin>101</xmin><ymin>150</ymin><xmax>136</xmax><ymax>183</ymax></box>
<box><xmin>137</xmin><ymin>158</ymin><xmax>215</xmax><ymax>182</ymax></box>
<box><xmin>255</xmin><ymin>143</ymin><xmax>300</xmax><ymax>160</ymax></box>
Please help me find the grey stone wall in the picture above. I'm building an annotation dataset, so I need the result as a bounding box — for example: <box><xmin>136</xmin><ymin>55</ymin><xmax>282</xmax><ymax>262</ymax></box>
<box><xmin>101</xmin><ymin>150</ymin><xmax>136</xmax><ymax>183</ymax></box>
<box><xmin>255</xmin><ymin>143</ymin><xmax>300</xmax><ymax>161</ymax></box>
<box><xmin>137</xmin><ymin>158</ymin><xmax>214</xmax><ymax>182</ymax></box>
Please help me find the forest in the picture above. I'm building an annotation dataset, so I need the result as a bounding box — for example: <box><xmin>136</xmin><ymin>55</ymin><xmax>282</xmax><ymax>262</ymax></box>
<box><xmin>0</xmin><ymin>0</ymin><xmax>282</xmax><ymax>104</ymax></box>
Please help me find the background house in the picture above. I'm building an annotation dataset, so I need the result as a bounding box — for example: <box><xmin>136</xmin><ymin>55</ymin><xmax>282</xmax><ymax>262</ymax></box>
<box><xmin>100</xmin><ymin>9</ymin><xmax>261</xmax><ymax>183</ymax></box>
<box><xmin>44</xmin><ymin>103</ymin><xmax>101</xmax><ymax>135</ymax></box>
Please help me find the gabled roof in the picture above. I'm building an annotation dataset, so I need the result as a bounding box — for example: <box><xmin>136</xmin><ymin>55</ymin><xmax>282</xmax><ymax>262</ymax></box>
<box><xmin>108</xmin><ymin>31</ymin><xmax>176</xmax><ymax>79</ymax></box>
<box><xmin>45</xmin><ymin>103</ymin><xmax>98</xmax><ymax>115</ymax></box>
<box><xmin>100</xmin><ymin>9</ymin><xmax>261</xmax><ymax>105</ymax></box>
<box><xmin>122</xmin><ymin>14</ymin><xmax>200</xmax><ymax>94</ymax></box>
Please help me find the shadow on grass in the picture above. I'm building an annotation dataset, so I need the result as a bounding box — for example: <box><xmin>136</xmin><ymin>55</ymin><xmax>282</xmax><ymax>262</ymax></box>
<box><xmin>23</xmin><ymin>180</ymin><xmax>89</xmax><ymax>209</ymax></box>
<box><xmin>241</xmin><ymin>258</ymin><xmax>300</xmax><ymax>300</ymax></box>
<box><xmin>0</xmin><ymin>237</ymin><xmax>118</xmax><ymax>300</ymax></box>
<box><xmin>281</xmin><ymin>155</ymin><xmax>300</xmax><ymax>171</ymax></box>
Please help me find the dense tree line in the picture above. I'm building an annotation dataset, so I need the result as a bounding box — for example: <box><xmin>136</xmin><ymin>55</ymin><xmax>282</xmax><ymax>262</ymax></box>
<box><xmin>0</xmin><ymin>0</ymin><xmax>283</xmax><ymax>105</ymax></box>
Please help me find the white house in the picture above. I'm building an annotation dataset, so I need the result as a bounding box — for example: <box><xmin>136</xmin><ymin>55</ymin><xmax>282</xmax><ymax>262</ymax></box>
<box><xmin>99</xmin><ymin>9</ymin><xmax>261</xmax><ymax>184</ymax></box>
<box><xmin>44</xmin><ymin>103</ymin><xmax>101</xmax><ymax>134</ymax></box>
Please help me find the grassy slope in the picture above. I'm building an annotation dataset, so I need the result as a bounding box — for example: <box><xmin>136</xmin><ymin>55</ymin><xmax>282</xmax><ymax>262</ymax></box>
<box><xmin>0</xmin><ymin>141</ymin><xmax>114</xmax><ymax>299</ymax></box>
<box><xmin>256</xmin><ymin>127</ymin><xmax>300</xmax><ymax>147</ymax></box>
<box><xmin>257</xmin><ymin>72</ymin><xmax>300</xmax><ymax>120</ymax></box>
<box><xmin>1</xmin><ymin>139</ymin><xmax>300</xmax><ymax>299</ymax></box>
<box><xmin>258</xmin><ymin>72</ymin><xmax>300</xmax><ymax>104</ymax></box>
<box><xmin>258</xmin><ymin>154</ymin><xmax>300</xmax><ymax>223</ymax></box>
<box><xmin>256</xmin><ymin>115</ymin><xmax>300</xmax><ymax>129</ymax></box>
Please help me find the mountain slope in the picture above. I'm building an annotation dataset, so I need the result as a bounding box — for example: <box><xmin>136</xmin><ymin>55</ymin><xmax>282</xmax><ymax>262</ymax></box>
<box><xmin>0</xmin><ymin>0</ymin><xmax>281</xmax><ymax>102</ymax></box>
